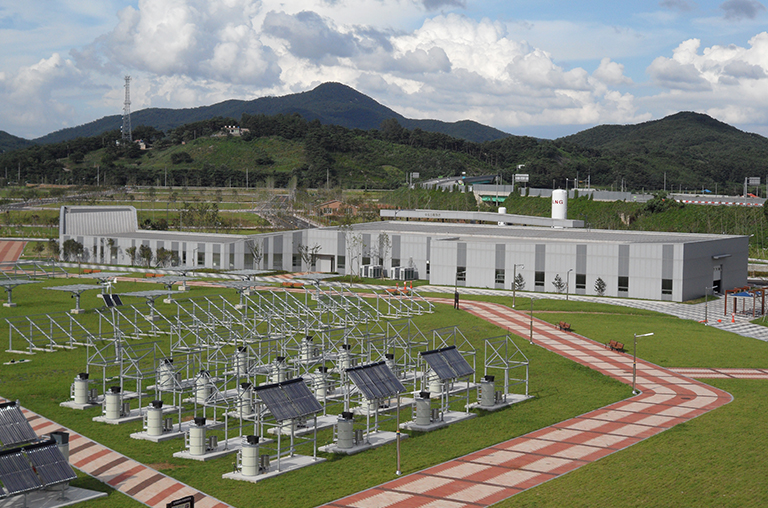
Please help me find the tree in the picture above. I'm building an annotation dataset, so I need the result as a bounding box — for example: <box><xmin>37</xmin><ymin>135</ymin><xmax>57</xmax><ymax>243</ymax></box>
<box><xmin>31</xmin><ymin>242</ymin><xmax>45</xmax><ymax>260</ymax></box>
<box><xmin>61</xmin><ymin>239</ymin><xmax>84</xmax><ymax>262</ymax></box>
<box><xmin>47</xmin><ymin>238</ymin><xmax>59</xmax><ymax>259</ymax></box>
<box><xmin>107</xmin><ymin>238</ymin><xmax>119</xmax><ymax>263</ymax></box>
<box><xmin>297</xmin><ymin>243</ymin><xmax>321</xmax><ymax>270</ymax></box>
<box><xmin>594</xmin><ymin>277</ymin><xmax>607</xmax><ymax>297</ymax></box>
<box><xmin>126</xmin><ymin>246</ymin><xmax>137</xmax><ymax>266</ymax></box>
<box><xmin>514</xmin><ymin>273</ymin><xmax>525</xmax><ymax>291</ymax></box>
<box><xmin>247</xmin><ymin>240</ymin><xmax>263</xmax><ymax>269</ymax></box>
<box><xmin>552</xmin><ymin>274</ymin><xmax>565</xmax><ymax>293</ymax></box>
<box><xmin>155</xmin><ymin>247</ymin><xmax>172</xmax><ymax>267</ymax></box>
<box><xmin>138</xmin><ymin>244</ymin><xmax>153</xmax><ymax>267</ymax></box>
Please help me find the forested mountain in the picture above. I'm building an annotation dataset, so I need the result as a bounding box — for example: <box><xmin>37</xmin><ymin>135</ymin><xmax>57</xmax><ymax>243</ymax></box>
<box><xmin>2</xmin><ymin>109</ymin><xmax>767</xmax><ymax>193</ymax></box>
<box><xmin>558</xmin><ymin>112</ymin><xmax>768</xmax><ymax>191</ymax></box>
<box><xmin>33</xmin><ymin>83</ymin><xmax>509</xmax><ymax>145</ymax></box>
<box><xmin>0</xmin><ymin>131</ymin><xmax>34</xmax><ymax>153</ymax></box>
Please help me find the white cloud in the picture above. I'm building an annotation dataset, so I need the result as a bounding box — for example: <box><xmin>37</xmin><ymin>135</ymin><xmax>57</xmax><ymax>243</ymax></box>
<box><xmin>593</xmin><ymin>57</ymin><xmax>633</xmax><ymax>85</ymax></box>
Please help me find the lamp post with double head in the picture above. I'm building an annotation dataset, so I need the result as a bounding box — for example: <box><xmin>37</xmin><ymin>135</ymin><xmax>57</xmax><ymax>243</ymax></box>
<box><xmin>632</xmin><ymin>332</ymin><xmax>654</xmax><ymax>395</ymax></box>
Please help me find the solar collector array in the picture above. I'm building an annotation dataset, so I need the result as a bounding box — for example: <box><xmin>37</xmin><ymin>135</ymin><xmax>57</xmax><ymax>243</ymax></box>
<box><xmin>255</xmin><ymin>378</ymin><xmax>322</xmax><ymax>422</ymax></box>
<box><xmin>0</xmin><ymin>402</ymin><xmax>37</xmax><ymax>448</ymax></box>
<box><xmin>346</xmin><ymin>362</ymin><xmax>405</xmax><ymax>400</ymax></box>
<box><xmin>0</xmin><ymin>450</ymin><xmax>41</xmax><ymax>496</ymax></box>
<box><xmin>25</xmin><ymin>442</ymin><xmax>77</xmax><ymax>487</ymax></box>
<box><xmin>421</xmin><ymin>346</ymin><xmax>474</xmax><ymax>380</ymax></box>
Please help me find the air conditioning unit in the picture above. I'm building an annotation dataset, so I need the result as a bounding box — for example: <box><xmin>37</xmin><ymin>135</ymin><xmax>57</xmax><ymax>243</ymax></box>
<box><xmin>394</xmin><ymin>267</ymin><xmax>415</xmax><ymax>281</ymax></box>
<box><xmin>362</xmin><ymin>265</ymin><xmax>382</xmax><ymax>278</ymax></box>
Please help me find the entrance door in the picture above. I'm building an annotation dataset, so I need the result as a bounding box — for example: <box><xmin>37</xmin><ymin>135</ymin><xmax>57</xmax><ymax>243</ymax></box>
<box><xmin>713</xmin><ymin>265</ymin><xmax>722</xmax><ymax>294</ymax></box>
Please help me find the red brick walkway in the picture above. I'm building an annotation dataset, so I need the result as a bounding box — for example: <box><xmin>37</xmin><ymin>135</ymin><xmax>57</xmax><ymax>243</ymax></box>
<box><xmin>1</xmin><ymin>398</ymin><xmax>232</xmax><ymax>508</ymax></box>
<box><xmin>320</xmin><ymin>299</ymin><xmax>732</xmax><ymax>508</ymax></box>
<box><xmin>0</xmin><ymin>240</ymin><xmax>26</xmax><ymax>266</ymax></box>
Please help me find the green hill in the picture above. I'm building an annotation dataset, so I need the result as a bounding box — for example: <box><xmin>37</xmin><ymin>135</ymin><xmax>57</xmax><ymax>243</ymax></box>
<box><xmin>558</xmin><ymin>112</ymin><xmax>768</xmax><ymax>192</ymax></box>
<box><xmin>0</xmin><ymin>130</ymin><xmax>34</xmax><ymax>154</ymax></box>
<box><xmin>33</xmin><ymin>82</ymin><xmax>510</xmax><ymax>145</ymax></box>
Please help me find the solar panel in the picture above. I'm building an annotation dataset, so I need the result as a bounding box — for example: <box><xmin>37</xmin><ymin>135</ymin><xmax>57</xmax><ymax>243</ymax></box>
<box><xmin>24</xmin><ymin>441</ymin><xmax>76</xmax><ymax>487</ymax></box>
<box><xmin>440</xmin><ymin>347</ymin><xmax>475</xmax><ymax>378</ymax></box>
<box><xmin>421</xmin><ymin>346</ymin><xmax>474</xmax><ymax>380</ymax></box>
<box><xmin>347</xmin><ymin>362</ymin><xmax>405</xmax><ymax>400</ymax></box>
<box><xmin>0</xmin><ymin>401</ymin><xmax>37</xmax><ymax>447</ymax></box>
<box><xmin>255</xmin><ymin>378</ymin><xmax>321</xmax><ymax>422</ymax></box>
<box><xmin>103</xmin><ymin>294</ymin><xmax>114</xmax><ymax>307</ymax></box>
<box><xmin>113</xmin><ymin>295</ymin><xmax>124</xmax><ymax>306</ymax></box>
<box><xmin>0</xmin><ymin>450</ymin><xmax>42</xmax><ymax>495</ymax></box>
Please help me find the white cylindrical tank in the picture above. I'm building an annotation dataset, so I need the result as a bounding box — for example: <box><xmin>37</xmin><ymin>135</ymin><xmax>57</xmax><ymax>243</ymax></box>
<box><xmin>339</xmin><ymin>345</ymin><xmax>352</xmax><ymax>371</ymax></box>
<box><xmin>552</xmin><ymin>189</ymin><xmax>567</xmax><ymax>221</ymax></box>
<box><xmin>301</xmin><ymin>336</ymin><xmax>314</xmax><ymax>361</ymax></box>
<box><xmin>241</xmin><ymin>435</ymin><xmax>260</xmax><ymax>476</ymax></box>
<box><xmin>415</xmin><ymin>391</ymin><xmax>432</xmax><ymax>425</ymax></box>
<box><xmin>195</xmin><ymin>370</ymin><xmax>211</xmax><ymax>404</ymax></box>
<box><xmin>234</xmin><ymin>347</ymin><xmax>250</xmax><ymax>377</ymax></box>
<box><xmin>385</xmin><ymin>354</ymin><xmax>397</xmax><ymax>378</ymax></box>
<box><xmin>337</xmin><ymin>412</ymin><xmax>354</xmax><ymax>449</ymax></box>
<box><xmin>157</xmin><ymin>358</ymin><xmax>174</xmax><ymax>391</ymax></box>
<box><xmin>480</xmin><ymin>375</ymin><xmax>496</xmax><ymax>407</ymax></box>
<box><xmin>105</xmin><ymin>387</ymin><xmax>122</xmax><ymax>419</ymax></box>
<box><xmin>50</xmin><ymin>431</ymin><xmax>69</xmax><ymax>462</ymax></box>
<box><xmin>313</xmin><ymin>368</ymin><xmax>328</xmax><ymax>400</ymax></box>
<box><xmin>238</xmin><ymin>383</ymin><xmax>252</xmax><ymax>415</ymax></box>
<box><xmin>428</xmin><ymin>370</ymin><xmax>442</xmax><ymax>395</ymax></box>
<box><xmin>269</xmin><ymin>357</ymin><xmax>288</xmax><ymax>384</ymax></box>
<box><xmin>189</xmin><ymin>417</ymin><xmax>207</xmax><ymax>456</ymax></box>
<box><xmin>146</xmin><ymin>400</ymin><xmax>164</xmax><ymax>436</ymax></box>
<box><xmin>498</xmin><ymin>207</ymin><xmax>507</xmax><ymax>226</ymax></box>
<box><xmin>73</xmin><ymin>373</ymin><xmax>90</xmax><ymax>404</ymax></box>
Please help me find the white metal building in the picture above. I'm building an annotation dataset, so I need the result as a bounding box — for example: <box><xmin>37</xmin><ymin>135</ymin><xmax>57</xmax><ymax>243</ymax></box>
<box><xmin>60</xmin><ymin>206</ymin><xmax>748</xmax><ymax>302</ymax></box>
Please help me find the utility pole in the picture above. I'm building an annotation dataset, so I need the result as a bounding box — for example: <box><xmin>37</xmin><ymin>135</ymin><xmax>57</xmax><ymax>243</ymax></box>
<box><xmin>122</xmin><ymin>76</ymin><xmax>132</xmax><ymax>143</ymax></box>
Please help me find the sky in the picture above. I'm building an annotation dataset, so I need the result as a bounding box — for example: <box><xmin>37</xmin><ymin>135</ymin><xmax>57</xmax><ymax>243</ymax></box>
<box><xmin>2</xmin><ymin>0</ymin><xmax>768</xmax><ymax>140</ymax></box>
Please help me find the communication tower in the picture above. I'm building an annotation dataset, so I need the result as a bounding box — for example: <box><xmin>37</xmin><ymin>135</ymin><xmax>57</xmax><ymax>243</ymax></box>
<box><xmin>122</xmin><ymin>76</ymin><xmax>132</xmax><ymax>143</ymax></box>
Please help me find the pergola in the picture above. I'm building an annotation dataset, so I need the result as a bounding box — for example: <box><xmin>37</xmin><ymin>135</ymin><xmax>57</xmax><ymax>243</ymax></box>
<box><xmin>45</xmin><ymin>284</ymin><xmax>102</xmax><ymax>314</ymax></box>
<box><xmin>0</xmin><ymin>280</ymin><xmax>41</xmax><ymax>307</ymax></box>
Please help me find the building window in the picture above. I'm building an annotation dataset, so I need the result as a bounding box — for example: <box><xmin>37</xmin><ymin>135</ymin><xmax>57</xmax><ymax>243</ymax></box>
<box><xmin>292</xmin><ymin>253</ymin><xmax>301</xmax><ymax>267</ymax></box>
<box><xmin>362</xmin><ymin>256</ymin><xmax>371</xmax><ymax>266</ymax></box>
<box><xmin>337</xmin><ymin>255</ymin><xmax>345</xmax><ymax>269</ymax></box>
<box><xmin>212</xmin><ymin>252</ymin><xmax>220</xmax><ymax>267</ymax></box>
<box><xmin>391</xmin><ymin>258</ymin><xmax>400</xmax><ymax>268</ymax></box>
<box><xmin>662</xmin><ymin>279</ymin><xmax>673</xmax><ymax>295</ymax></box>
<box><xmin>535</xmin><ymin>271</ymin><xmax>545</xmax><ymax>288</ymax></box>
<box><xmin>618</xmin><ymin>276</ymin><xmax>629</xmax><ymax>292</ymax></box>
<box><xmin>197</xmin><ymin>251</ymin><xmax>205</xmax><ymax>266</ymax></box>
<box><xmin>273</xmin><ymin>253</ymin><xmax>283</xmax><ymax>270</ymax></box>
<box><xmin>576</xmin><ymin>274</ymin><xmax>586</xmax><ymax>290</ymax></box>
<box><xmin>426</xmin><ymin>260</ymin><xmax>430</xmax><ymax>275</ymax></box>
<box><xmin>456</xmin><ymin>267</ymin><xmax>466</xmax><ymax>282</ymax></box>
<box><xmin>495</xmin><ymin>269</ymin><xmax>505</xmax><ymax>285</ymax></box>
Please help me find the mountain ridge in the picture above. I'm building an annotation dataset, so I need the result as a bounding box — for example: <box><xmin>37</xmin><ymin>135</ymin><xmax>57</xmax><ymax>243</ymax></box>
<box><xmin>25</xmin><ymin>82</ymin><xmax>510</xmax><ymax>146</ymax></box>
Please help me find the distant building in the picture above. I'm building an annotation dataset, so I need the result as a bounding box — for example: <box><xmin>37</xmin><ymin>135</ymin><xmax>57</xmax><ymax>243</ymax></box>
<box><xmin>213</xmin><ymin>126</ymin><xmax>251</xmax><ymax>137</ymax></box>
<box><xmin>60</xmin><ymin>206</ymin><xmax>748</xmax><ymax>302</ymax></box>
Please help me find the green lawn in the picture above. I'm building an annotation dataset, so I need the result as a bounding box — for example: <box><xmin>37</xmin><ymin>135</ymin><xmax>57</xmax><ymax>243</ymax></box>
<box><xmin>1</xmin><ymin>282</ymin><xmax>767</xmax><ymax>507</ymax></box>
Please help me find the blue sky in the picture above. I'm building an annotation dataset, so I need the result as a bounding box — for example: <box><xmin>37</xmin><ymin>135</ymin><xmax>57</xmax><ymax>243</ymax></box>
<box><xmin>1</xmin><ymin>0</ymin><xmax>767</xmax><ymax>140</ymax></box>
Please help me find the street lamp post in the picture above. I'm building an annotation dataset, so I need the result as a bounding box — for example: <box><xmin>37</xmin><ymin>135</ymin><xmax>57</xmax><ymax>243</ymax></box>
<box><xmin>512</xmin><ymin>263</ymin><xmax>524</xmax><ymax>308</ymax></box>
<box><xmin>632</xmin><ymin>332</ymin><xmax>654</xmax><ymax>394</ymax></box>
<box><xmin>529</xmin><ymin>296</ymin><xmax>534</xmax><ymax>345</ymax></box>
<box><xmin>566</xmin><ymin>268</ymin><xmax>573</xmax><ymax>301</ymax></box>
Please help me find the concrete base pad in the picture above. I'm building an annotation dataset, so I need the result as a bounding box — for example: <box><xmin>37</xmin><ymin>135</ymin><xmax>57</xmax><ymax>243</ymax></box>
<box><xmin>0</xmin><ymin>486</ymin><xmax>107</xmax><ymax>508</ymax></box>
<box><xmin>60</xmin><ymin>401</ymin><xmax>100</xmax><ymax>410</ymax></box>
<box><xmin>3</xmin><ymin>302</ymin><xmax>16</xmax><ymax>308</ymax></box>
<box><xmin>69</xmin><ymin>308</ymin><xmax>86</xmax><ymax>314</ymax></box>
<box><xmin>400</xmin><ymin>411</ymin><xmax>476</xmax><ymax>432</ymax></box>
<box><xmin>319</xmin><ymin>431</ymin><xmax>407</xmax><ymax>455</ymax></box>
<box><xmin>222</xmin><ymin>455</ymin><xmax>325</xmax><ymax>483</ymax></box>
<box><xmin>93</xmin><ymin>405</ymin><xmax>177</xmax><ymax>425</ymax></box>
<box><xmin>130</xmin><ymin>420</ymin><xmax>224</xmax><ymax>443</ymax></box>
<box><xmin>466</xmin><ymin>394</ymin><xmax>533</xmax><ymax>412</ymax></box>
<box><xmin>266</xmin><ymin>415</ymin><xmax>336</xmax><ymax>436</ymax></box>
<box><xmin>172</xmin><ymin>435</ymin><xmax>273</xmax><ymax>462</ymax></box>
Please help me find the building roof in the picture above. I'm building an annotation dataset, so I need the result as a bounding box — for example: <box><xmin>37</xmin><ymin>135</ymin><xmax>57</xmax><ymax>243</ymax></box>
<box><xmin>331</xmin><ymin>221</ymin><xmax>745</xmax><ymax>245</ymax></box>
<box><xmin>60</xmin><ymin>206</ymin><xmax>138</xmax><ymax>236</ymax></box>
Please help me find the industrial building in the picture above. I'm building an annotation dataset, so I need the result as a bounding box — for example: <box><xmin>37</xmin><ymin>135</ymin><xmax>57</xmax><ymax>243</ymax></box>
<box><xmin>60</xmin><ymin>202</ymin><xmax>748</xmax><ymax>302</ymax></box>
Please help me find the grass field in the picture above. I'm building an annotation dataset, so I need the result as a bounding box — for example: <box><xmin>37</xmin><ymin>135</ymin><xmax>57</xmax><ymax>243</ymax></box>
<box><xmin>1</xmin><ymin>280</ymin><xmax>767</xmax><ymax>507</ymax></box>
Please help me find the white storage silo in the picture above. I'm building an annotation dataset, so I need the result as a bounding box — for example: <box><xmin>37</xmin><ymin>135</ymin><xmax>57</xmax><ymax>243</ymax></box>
<box><xmin>241</xmin><ymin>435</ymin><xmax>260</xmax><ymax>476</ymax></box>
<box><xmin>195</xmin><ymin>370</ymin><xmax>211</xmax><ymax>404</ymax></box>
<box><xmin>72</xmin><ymin>373</ymin><xmax>90</xmax><ymax>404</ymax></box>
<box><xmin>104</xmin><ymin>386</ymin><xmax>122</xmax><ymax>419</ymax></box>
<box><xmin>189</xmin><ymin>417</ymin><xmax>207</xmax><ymax>456</ymax></box>
<box><xmin>552</xmin><ymin>189</ymin><xmax>567</xmax><ymax>221</ymax></box>
<box><xmin>415</xmin><ymin>391</ymin><xmax>432</xmax><ymax>425</ymax></box>
<box><xmin>336</xmin><ymin>412</ymin><xmax>355</xmax><ymax>449</ymax></box>
<box><xmin>146</xmin><ymin>400</ymin><xmax>164</xmax><ymax>436</ymax></box>
<box><xmin>479</xmin><ymin>375</ymin><xmax>496</xmax><ymax>407</ymax></box>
